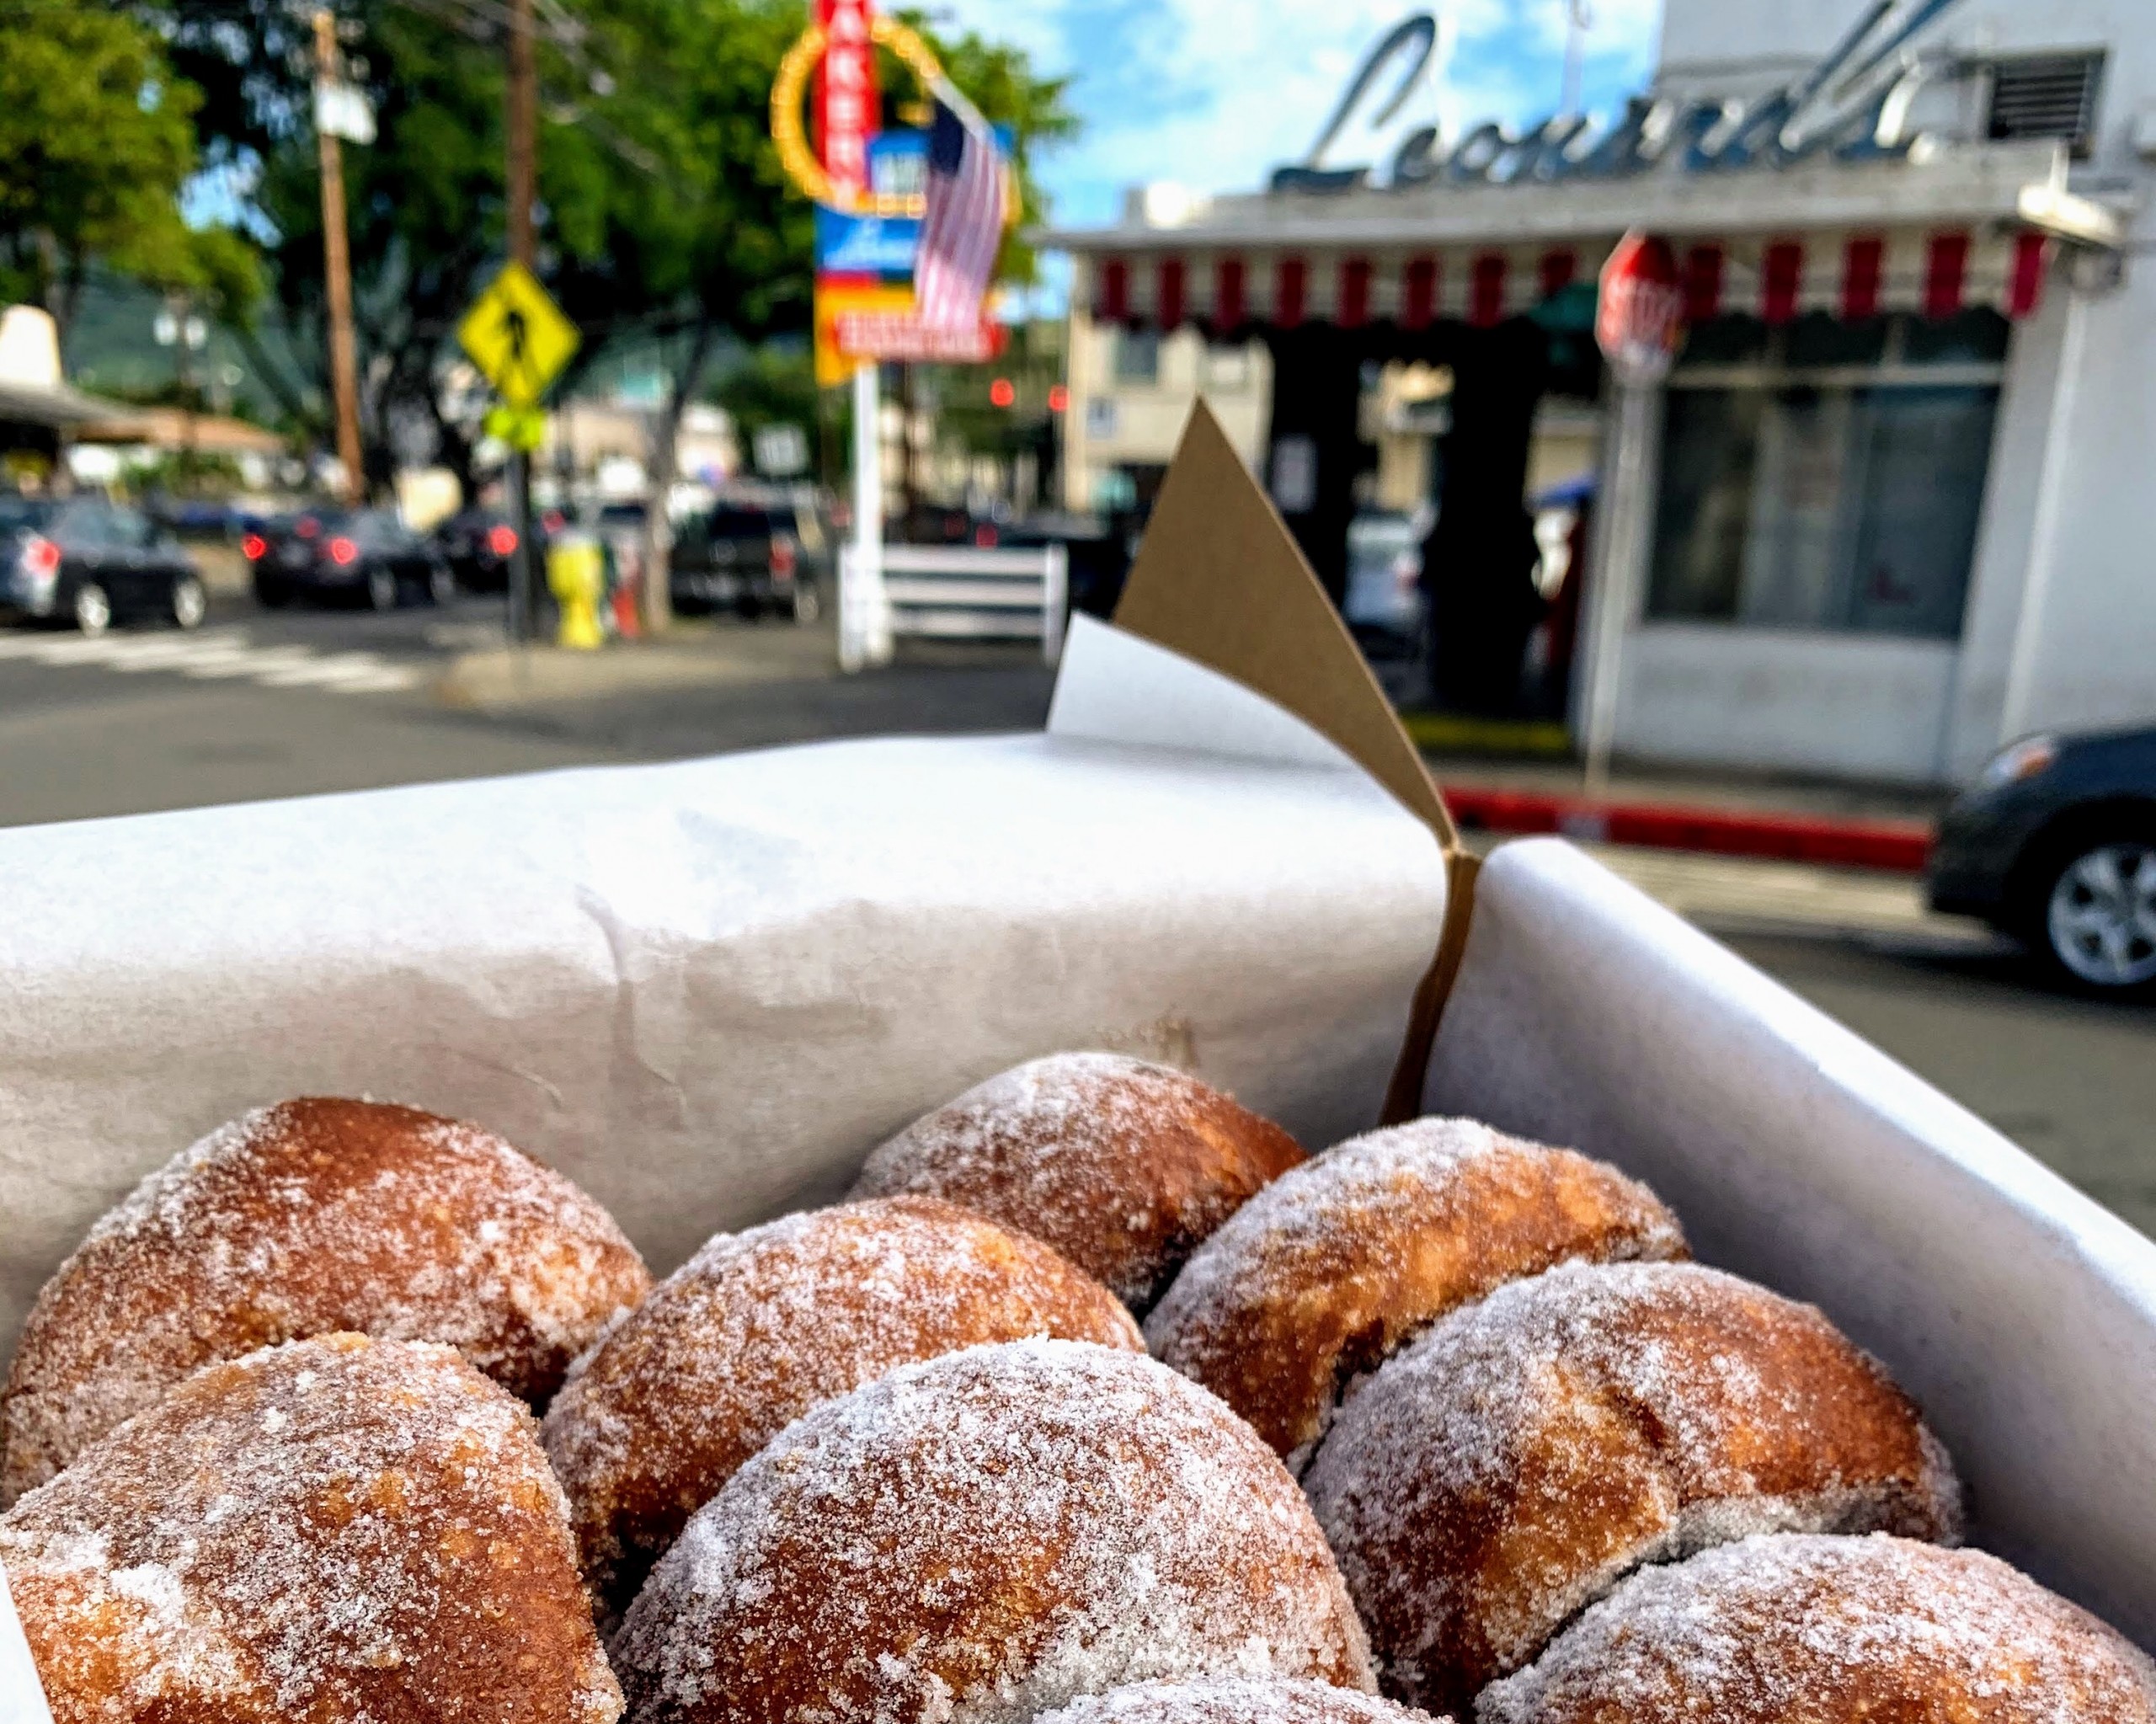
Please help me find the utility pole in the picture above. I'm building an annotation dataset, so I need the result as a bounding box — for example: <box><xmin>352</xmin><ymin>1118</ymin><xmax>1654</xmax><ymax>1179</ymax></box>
<box><xmin>504</xmin><ymin>0</ymin><xmax>539</xmax><ymax>641</ymax></box>
<box><xmin>313</xmin><ymin>10</ymin><xmax>365</xmax><ymax>506</ymax></box>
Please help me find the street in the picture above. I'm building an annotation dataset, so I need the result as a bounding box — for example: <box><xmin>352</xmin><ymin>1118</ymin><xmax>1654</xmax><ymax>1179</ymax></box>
<box><xmin>2</xmin><ymin>595</ymin><xmax>2148</xmax><ymax>1241</ymax></box>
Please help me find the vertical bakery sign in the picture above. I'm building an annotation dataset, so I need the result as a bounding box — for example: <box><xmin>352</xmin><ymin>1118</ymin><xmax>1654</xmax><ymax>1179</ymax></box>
<box><xmin>815</xmin><ymin>0</ymin><xmax>877</xmax><ymax>205</ymax></box>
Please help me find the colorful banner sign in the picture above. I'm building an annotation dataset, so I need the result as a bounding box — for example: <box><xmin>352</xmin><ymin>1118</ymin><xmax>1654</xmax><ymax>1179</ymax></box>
<box><xmin>814</xmin><ymin>132</ymin><xmax>926</xmax><ymax>278</ymax></box>
<box><xmin>814</xmin><ymin>279</ymin><xmax>1003</xmax><ymax>387</ymax></box>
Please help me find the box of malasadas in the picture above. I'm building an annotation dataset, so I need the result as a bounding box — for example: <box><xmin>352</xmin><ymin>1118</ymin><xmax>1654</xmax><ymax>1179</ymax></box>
<box><xmin>2</xmin><ymin>408</ymin><xmax>2152</xmax><ymax>1724</ymax></box>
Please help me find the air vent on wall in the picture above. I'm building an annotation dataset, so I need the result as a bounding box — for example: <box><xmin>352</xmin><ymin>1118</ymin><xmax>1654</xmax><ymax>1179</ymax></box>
<box><xmin>1987</xmin><ymin>54</ymin><xmax>2105</xmax><ymax>157</ymax></box>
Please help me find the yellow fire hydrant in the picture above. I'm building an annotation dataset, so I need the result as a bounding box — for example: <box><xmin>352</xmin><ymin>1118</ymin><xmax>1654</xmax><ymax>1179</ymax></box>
<box><xmin>546</xmin><ymin>530</ymin><xmax>606</xmax><ymax>650</ymax></box>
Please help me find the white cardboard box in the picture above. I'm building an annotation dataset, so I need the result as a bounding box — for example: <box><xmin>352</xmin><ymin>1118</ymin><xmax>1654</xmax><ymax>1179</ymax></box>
<box><xmin>4</xmin><ymin>424</ymin><xmax>2153</xmax><ymax>1709</ymax></box>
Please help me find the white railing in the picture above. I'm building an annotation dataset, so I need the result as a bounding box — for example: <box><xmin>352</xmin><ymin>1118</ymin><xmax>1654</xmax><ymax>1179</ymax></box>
<box><xmin>838</xmin><ymin>542</ymin><xmax>1068</xmax><ymax>672</ymax></box>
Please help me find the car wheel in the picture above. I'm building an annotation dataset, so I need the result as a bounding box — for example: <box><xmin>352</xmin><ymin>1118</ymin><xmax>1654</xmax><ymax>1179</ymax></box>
<box><xmin>170</xmin><ymin>573</ymin><xmax>208</xmax><ymax>630</ymax></box>
<box><xmin>791</xmin><ymin>582</ymin><xmax>822</xmax><ymax>625</ymax></box>
<box><xmin>72</xmin><ymin>583</ymin><xmax>113</xmax><ymax>637</ymax></box>
<box><xmin>2041</xmin><ymin>836</ymin><xmax>2156</xmax><ymax>990</ymax></box>
<box><xmin>367</xmin><ymin>566</ymin><xmax>398</xmax><ymax>611</ymax></box>
<box><xmin>428</xmin><ymin>563</ymin><xmax>457</xmax><ymax>606</ymax></box>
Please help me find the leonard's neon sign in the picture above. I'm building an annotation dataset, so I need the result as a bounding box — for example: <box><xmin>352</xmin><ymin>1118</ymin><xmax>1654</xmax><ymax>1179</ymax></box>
<box><xmin>1273</xmin><ymin>0</ymin><xmax>1971</xmax><ymax>195</ymax></box>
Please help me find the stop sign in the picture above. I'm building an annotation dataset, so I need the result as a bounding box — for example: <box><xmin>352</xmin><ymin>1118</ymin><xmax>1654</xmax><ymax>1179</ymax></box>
<box><xmin>1597</xmin><ymin>232</ymin><xmax>1684</xmax><ymax>386</ymax></box>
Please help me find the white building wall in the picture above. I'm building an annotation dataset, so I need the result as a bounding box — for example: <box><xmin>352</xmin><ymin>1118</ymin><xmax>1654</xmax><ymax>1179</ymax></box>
<box><xmin>1619</xmin><ymin>627</ymin><xmax>1960</xmax><ymax>783</ymax></box>
<box><xmin>1660</xmin><ymin>0</ymin><xmax>2153</xmax><ymax>134</ymax></box>
<box><xmin>1992</xmin><ymin>264</ymin><xmax>2156</xmax><ymax>745</ymax></box>
<box><xmin>1637</xmin><ymin>0</ymin><xmax>2156</xmax><ymax>782</ymax></box>
<box><xmin>1940</xmin><ymin>255</ymin><xmax>2074</xmax><ymax>779</ymax></box>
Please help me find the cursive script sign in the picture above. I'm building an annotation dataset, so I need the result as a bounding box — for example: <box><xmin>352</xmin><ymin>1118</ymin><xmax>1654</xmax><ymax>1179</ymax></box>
<box><xmin>1270</xmin><ymin>0</ymin><xmax>1969</xmax><ymax>195</ymax></box>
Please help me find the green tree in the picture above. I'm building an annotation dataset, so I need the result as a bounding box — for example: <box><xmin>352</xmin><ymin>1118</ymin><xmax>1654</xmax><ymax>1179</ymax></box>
<box><xmin>150</xmin><ymin>0</ymin><xmax>1072</xmax><ymax>539</ymax></box>
<box><xmin>0</xmin><ymin>4</ymin><xmax>254</xmax><ymax>340</ymax></box>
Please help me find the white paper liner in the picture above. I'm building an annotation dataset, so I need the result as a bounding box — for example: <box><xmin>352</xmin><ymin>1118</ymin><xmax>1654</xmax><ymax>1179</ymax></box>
<box><xmin>1</xmin><ymin>610</ymin><xmax>2152</xmax><ymax>1721</ymax></box>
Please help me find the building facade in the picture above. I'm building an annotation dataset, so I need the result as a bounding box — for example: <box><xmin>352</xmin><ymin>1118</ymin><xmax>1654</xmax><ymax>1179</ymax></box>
<box><xmin>1051</xmin><ymin>0</ymin><xmax>2152</xmax><ymax>785</ymax></box>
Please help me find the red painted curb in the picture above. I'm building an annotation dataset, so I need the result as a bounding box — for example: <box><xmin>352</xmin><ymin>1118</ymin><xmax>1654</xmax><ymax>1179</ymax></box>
<box><xmin>1439</xmin><ymin>784</ymin><xmax>1935</xmax><ymax>874</ymax></box>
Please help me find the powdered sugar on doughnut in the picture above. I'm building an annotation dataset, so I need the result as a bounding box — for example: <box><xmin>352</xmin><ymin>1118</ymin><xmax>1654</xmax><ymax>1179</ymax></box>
<box><xmin>1</xmin><ymin>1097</ymin><xmax>650</xmax><ymax>1504</ymax></box>
<box><xmin>0</xmin><ymin>1332</ymin><xmax>621</xmax><ymax>1724</ymax></box>
<box><xmin>542</xmin><ymin>1194</ymin><xmax>1141</xmax><ymax>1615</ymax></box>
<box><xmin>851</xmin><ymin>1054</ymin><xmax>1303</xmax><ymax>1308</ymax></box>
<box><xmin>1303</xmin><ymin>1260</ymin><xmax>1961</xmax><ymax>1713</ymax></box>
<box><xmin>611</xmin><ymin>1338</ymin><xmax>1374</xmax><ymax>1724</ymax></box>
<box><xmin>1479</xmin><ymin>1534</ymin><xmax>2156</xmax><ymax>1724</ymax></box>
<box><xmin>1145</xmin><ymin>1118</ymin><xmax>1684</xmax><ymax>1469</ymax></box>
<box><xmin>1033</xmin><ymin>1677</ymin><xmax>1445</xmax><ymax>1724</ymax></box>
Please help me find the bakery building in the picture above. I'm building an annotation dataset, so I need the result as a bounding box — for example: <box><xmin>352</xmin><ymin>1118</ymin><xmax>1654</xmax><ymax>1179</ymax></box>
<box><xmin>1049</xmin><ymin>0</ymin><xmax>2153</xmax><ymax>786</ymax></box>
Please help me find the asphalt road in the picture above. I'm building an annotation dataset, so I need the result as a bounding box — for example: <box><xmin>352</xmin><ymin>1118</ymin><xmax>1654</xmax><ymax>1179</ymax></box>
<box><xmin>0</xmin><ymin>587</ymin><xmax>1058</xmax><ymax>825</ymax></box>
<box><xmin>1</xmin><ymin>587</ymin><xmax>2148</xmax><ymax>1238</ymax></box>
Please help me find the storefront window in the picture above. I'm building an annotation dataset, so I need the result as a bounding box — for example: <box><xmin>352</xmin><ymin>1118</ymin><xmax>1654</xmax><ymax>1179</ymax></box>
<box><xmin>1113</xmin><ymin>328</ymin><xmax>1161</xmax><ymax>384</ymax></box>
<box><xmin>1647</xmin><ymin>313</ymin><xmax>2004</xmax><ymax>640</ymax></box>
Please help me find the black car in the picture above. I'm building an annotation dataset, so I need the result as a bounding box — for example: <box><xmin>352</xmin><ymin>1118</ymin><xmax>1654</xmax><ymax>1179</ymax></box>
<box><xmin>432</xmin><ymin>509</ymin><xmax>530</xmax><ymax>592</ymax></box>
<box><xmin>1927</xmin><ymin>723</ymin><xmax>2156</xmax><ymax>991</ymax></box>
<box><xmin>670</xmin><ymin>500</ymin><xmax>827</xmax><ymax>622</ymax></box>
<box><xmin>0</xmin><ymin>496</ymin><xmax>208</xmax><ymax>635</ymax></box>
<box><xmin>247</xmin><ymin>508</ymin><xmax>455</xmax><ymax>610</ymax></box>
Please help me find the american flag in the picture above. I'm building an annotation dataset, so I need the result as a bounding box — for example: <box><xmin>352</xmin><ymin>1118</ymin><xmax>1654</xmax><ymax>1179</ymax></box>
<box><xmin>915</xmin><ymin>91</ymin><xmax>1006</xmax><ymax>333</ymax></box>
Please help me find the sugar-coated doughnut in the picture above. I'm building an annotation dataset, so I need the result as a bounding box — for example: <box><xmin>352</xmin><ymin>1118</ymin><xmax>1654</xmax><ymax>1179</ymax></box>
<box><xmin>1145</xmin><ymin>1118</ymin><xmax>1684</xmax><ymax>1469</ymax></box>
<box><xmin>1</xmin><ymin>1097</ymin><xmax>651</xmax><ymax>1505</ymax></box>
<box><xmin>1033</xmin><ymin>1679</ymin><xmax>1449</xmax><ymax>1724</ymax></box>
<box><xmin>1478</xmin><ymin>1533</ymin><xmax>2156</xmax><ymax>1723</ymax></box>
<box><xmin>611</xmin><ymin>1338</ymin><xmax>1374</xmax><ymax>1724</ymax></box>
<box><xmin>0</xmin><ymin>1332</ymin><xmax>621</xmax><ymax>1724</ymax></box>
<box><xmin>851</xmin><ymin>1054</ymin><xmax>1304</xmax><ymax>1308</ymax></box>
<box><xmin>541</xmin><ymin>1194</ymin><xmax>1143</xmax><ymax>1616</ymax></box>
<box><xmin>1303</xmin><ymin>1261</ymin><xmax>1961</xmax><ymax>1714</ymax></box>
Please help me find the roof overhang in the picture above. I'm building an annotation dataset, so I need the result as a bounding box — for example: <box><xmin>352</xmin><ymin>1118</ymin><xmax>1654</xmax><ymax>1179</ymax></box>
<box><xmin>1041</xmin><ymin>141</ymin><xmax>2069</xmax><ymax>256</ymax></box>
<box><xmin>0</xmin><ymin>380</ymin><xmax>121</xmax><ymax>429</ymax></box>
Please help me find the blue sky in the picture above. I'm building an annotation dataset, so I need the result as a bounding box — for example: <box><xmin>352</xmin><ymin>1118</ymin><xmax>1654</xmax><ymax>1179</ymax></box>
<box><xmin>929</xmin><ymin>0</ymin><xmax>1665</xmax><ymax>229</ymax></box>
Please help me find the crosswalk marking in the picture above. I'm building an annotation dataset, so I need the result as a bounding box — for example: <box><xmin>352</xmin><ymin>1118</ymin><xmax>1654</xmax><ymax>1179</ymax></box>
<box><xmin>0</xmin><ymin>628</ymin><xmax>424</xmax><ymax>694</ymax></box>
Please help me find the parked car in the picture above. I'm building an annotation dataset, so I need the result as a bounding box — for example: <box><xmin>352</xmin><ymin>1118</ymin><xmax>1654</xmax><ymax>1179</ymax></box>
<box><xmin>0</xmin><ymin>496</ymin><xmax>208</xmax><ymax>635</ymax></box>
<box><xmin>995</xmin><ymin>512</ymin><xmax>1131</xmax><ymax>621</ymax></box>
<box><xmin>1343</xmin><ymin>509</ymin><xmax>1430</xmax><ymax>658</ymax></box>
<box><xmin>1926</xmin><ymin>723</ymin><xmax>2156</xmax><ymax>991</ymax></box>
<box><xmin>246</xmin><ymin>508</ymin><xmax>455</xmax><ymax>610</ymax></box>
<box><xmin>432</xmin><ymin>509</ymin><xmax>528</xmax><ymax>591</ymax></box>
<box><xmin>669</xmin><ymin>499</ymin><xmax>828</xmax><ymax>622</ymax></box>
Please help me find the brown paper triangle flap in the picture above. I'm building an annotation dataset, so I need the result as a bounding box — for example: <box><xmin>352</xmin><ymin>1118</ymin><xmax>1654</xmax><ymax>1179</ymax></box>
<box><xmin>1112</xmin><ymin>399</ymin><xmax>1458</xmax><ymax>851</ymax></box>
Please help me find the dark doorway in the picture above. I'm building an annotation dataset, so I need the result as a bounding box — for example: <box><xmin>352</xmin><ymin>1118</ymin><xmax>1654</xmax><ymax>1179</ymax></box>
<box><xmin>1419</xmin><ymin>318</ymin><xmax>1550</xmax><ymax>715</ymax></box>
<box><xmin>1262</xmin><ymin>325</ymin><xmax>1376</xmax><ymax>608</ymax></box>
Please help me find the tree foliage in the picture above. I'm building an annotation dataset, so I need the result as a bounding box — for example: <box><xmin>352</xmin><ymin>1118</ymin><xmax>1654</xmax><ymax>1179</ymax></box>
<box><xmin>0</xmin><ymin>3</ymin><xmax>259</xmax><ymax>336</ymax></box>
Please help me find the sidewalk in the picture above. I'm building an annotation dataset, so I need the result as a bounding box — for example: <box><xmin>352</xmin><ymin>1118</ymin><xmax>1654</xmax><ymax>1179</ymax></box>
<box><xmin>435</xmin><ymin>616</ymin><xmax>840</xmax><ymax>707</ymax></box>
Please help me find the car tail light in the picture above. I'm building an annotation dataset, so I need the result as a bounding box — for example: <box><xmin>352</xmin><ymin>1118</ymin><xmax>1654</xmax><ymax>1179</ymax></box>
<box><xmin>973</xmin><ymin>523</ymin><xmax>999</xmax><ymax>547</ymax></box>
<box><xmin>487</xmin><ymin>524</ymin><xmax>518</xmax><ymax>557</ymax></box>
<box><xmin>22</xmin><ymin>536</ymin><xmax>60</xmax><ymax>577</ymax></box>
<box><xmin>770</xmin><ymin>535</ymin><xmax>797</xmax><ymax>581</ymax></box>
<box><xmin>241</xmin><ymin>532</ymin><xmax>267</xmax><ymax>560</ymax></box>
<box><xmin>542</xmin><ymin>510</ymin><xmax>565</xmax><ymax>534</ymax></box>
<box><xmin>296</xmin><ymin>516</ymin><xmax>320</xmax><ymax>539</ymax></box>
<box><xmin>328</xmin><ymin>536</ymin><xmax>359</xmax><ymax>566</ymax></box>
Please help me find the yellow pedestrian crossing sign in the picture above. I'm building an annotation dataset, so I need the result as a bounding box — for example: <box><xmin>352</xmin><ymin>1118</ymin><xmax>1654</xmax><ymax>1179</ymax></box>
<box><xmin>457</xmin><ymin>262</ymin><xmax>579</xmax><ymax>408</ymax></box>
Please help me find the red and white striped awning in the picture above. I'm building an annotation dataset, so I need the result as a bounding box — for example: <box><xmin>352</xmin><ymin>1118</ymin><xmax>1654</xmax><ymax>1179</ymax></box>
<box><xmin>1077</xmin><ymin>227</ymin><xmax>2051</xmax><ymax>333</ymax></box>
